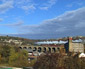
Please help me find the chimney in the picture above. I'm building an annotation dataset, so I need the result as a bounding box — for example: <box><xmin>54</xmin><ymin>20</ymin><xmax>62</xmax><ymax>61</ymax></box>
<box><xmin>68</xmin><ymin>37</ymin><xmax>73</xmax><ymax>52</ymax></box>
<box><xmin>68</xmin><ymin>37</ymin><xmax>72</xmax><ymax>43</ymax></box>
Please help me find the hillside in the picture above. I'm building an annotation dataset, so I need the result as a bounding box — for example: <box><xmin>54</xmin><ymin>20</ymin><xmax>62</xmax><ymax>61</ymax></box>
<box><xmin>0</xmin><ymin>35</ymin><xmax>37</xmax><ymax>45</ymax></box>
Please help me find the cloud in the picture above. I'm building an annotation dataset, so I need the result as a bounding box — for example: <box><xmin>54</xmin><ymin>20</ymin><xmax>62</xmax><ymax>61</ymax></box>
<box><xmin>15</xmin><ymin>0</ymin><xmax>32</xmax><ymax>5</ymax></box>
<box><xmin>0</xmin><ymin>0</ymin><xmax>13</xmax><ymax>14</ymax></box>
<box><xmin>15</xmin><ymin>0</ymin><xmax>36</xmax><ymax>14</ymax></box>
<box><xmin>17</xmin><ymin>7</ymin><xmax>85</xmax><ymax>39</ymax></box>
<box><xmin>0</xmin><ymin>18</ymin><xmax>3</xmax><ymax>22</ymax></box>
<box><xmin>66</xmin><ymin>1</ymin><xmax>85</xmax><ymax>8</ymax></box>
<box><xmin>75</xmin><ymin>21</ymin><xmax>85</xmax><ymax>28</ymax></box>
<box><xmin>21</xmin><ymin>4</ymin><xmax>36</xmax><ymax>14</ymax></box>
<box><xmin>40</xmin><ymin>7</ymin><xmax>49</xmax><ymax>10</ymax></box>
<box><xmin>0</xmin><ymin>0</ymin><xmax>36</xmax><ymax>14</ymax></box>
<box><xmin>40</xmin><ymin>0</ymin><xmax>57</xmax><ymax>10</ymax></box>
<box><xmin>0</xmin><ymin>21</ymin><xmax>23</xmax><ymax>27</ymax></box>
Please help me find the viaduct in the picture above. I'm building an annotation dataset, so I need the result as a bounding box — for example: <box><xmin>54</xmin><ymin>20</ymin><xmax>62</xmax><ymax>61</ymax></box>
<box><xmin>19</xmin><ymin>45</ymin><xmax>65</xmax><ymax>53</ymax></box>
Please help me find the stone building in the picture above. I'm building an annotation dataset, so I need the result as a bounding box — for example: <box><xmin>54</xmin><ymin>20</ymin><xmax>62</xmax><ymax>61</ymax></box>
<box><xmin>68</xmin><ymin>37</ymin><xmax>84</xmax><ymax>53</ymax></box>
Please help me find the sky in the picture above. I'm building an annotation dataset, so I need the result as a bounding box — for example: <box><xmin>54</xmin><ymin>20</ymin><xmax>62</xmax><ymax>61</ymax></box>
<box><xmin>0</xmin><ymin>0</ymin><xmax>85</xmax><ymax>39</ymax></box>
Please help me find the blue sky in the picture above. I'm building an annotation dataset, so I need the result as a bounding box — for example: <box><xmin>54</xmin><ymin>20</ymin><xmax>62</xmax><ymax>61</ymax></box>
<box><xmin>0</xmin><ymin>0</ymin><xmax>85</xmax><ymax>39</ymax></box>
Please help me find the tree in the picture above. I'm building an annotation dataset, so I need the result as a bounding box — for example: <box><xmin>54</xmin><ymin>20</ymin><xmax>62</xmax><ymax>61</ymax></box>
<box><xmin>9</xmin><ymin>49</ymin><xmax>29</xmax><ymax>67</ymax></box>
<box><xmin>61</xmin><ymin>54</ymin><xmax>85</xmax><ymax>69</ymax></box>
<box><xmin>33</xmin><ymin>52</ymin><xmax>85</xmax><ymax>69</ymax></box>
<box><xmin>33</xmin><ymin>53</ymin><xmax>62</xmax><ymax>69</ymax></box>
<box><xmin>0</xmin><ymin>45</ymin><xmax>11</xmax><ymax>63</ymax></box>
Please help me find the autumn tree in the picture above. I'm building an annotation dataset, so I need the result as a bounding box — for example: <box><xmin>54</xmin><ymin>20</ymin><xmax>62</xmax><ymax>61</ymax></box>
<box><xmin>33</xmin><ymin>53</ymin><xmax>62</xmax><ymax>69</ymax></box>
<box><xmin>63</xmin><ymin>56</ymin><xmax>85</xmax><ymax>69</ymax></box>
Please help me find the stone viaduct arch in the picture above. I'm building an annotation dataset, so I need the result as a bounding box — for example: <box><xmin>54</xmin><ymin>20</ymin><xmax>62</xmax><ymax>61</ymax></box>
<box><xmin>19</xmin><ymin>46</ymin><xmax>62</xmax><ymax>53</ymax></box>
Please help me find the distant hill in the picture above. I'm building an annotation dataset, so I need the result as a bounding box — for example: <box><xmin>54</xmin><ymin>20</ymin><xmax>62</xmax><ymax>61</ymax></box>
<box><xmin>0</xmin><ymin>35</ymin><xmax>37</xmax><ymax>45</ymax></box>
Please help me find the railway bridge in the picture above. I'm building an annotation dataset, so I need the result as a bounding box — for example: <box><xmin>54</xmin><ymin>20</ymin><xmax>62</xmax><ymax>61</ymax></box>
<box><xmin>19</xmin><ymin>45</ymin><xmax>65</xmax><ymax>53</ymax></box>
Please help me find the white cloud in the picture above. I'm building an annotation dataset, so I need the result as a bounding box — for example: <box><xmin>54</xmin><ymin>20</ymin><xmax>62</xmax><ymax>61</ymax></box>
<box><xmin>0</xmin><ymin>20</ymin><xmax>23</xmax><ymax>27</ymax></box>
<box><xmin>40</xmin><ymin>0</ymin><xmax>57</xmax><ymax>10</ymax></box>
<box><xmin>21</xmin><ymin>4</ymin><xmax>36</xmax><ymax>14</ymax></box>
<box><xmin>0</xmin><ymin>0</ymin><xmax>13</xmax><ymax>14</ymax></box>
<box><xmin>18</xmin><ymin>7</ymin><xmax>85</xmax><ymax>39</ymax></box>
<box><xmin>15</xmin><ymin>0</ymin><xmax>36</xmax><ymax>13</ymax></box>
<box><xmin>15</xmin><ymin>0</ymin><xmax>32</xmax><ymax>5</ymax></box>
<box><xmin>66</xmin><ymin>1</ymin><xmax>85</xmax><ymax>8</ymax></box>
<box><xmin>39</xmin><ymin>6</ymin><xmax>49</xmax><ymax>10</ymax></box>
<box><xmin>0</xmin><ymin>0</ymin><xmax>36</xmax><ymax>14</ymax></box>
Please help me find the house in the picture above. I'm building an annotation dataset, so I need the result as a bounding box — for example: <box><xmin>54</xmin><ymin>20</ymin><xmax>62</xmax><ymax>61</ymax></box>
<box><xmin>79</xmin><ymin>53</ymin><xmax>85</xmax><ymax>58</ymax></box>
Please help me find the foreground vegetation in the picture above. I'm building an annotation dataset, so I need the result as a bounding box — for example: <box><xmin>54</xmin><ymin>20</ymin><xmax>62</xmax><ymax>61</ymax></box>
<box><xmin>0</xmin><ymin>44</ymin><xmax>85</xmax><ymax>69</ymax></box>
<box><xmin>33</xmin><ymin>53</ymin><xmax>85</xmax><ymax>69</ymax></box>
<box><xmin>0</xmin><ymin>44</ymin><xmax>35</xmax><ymax>67</ymax></box>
